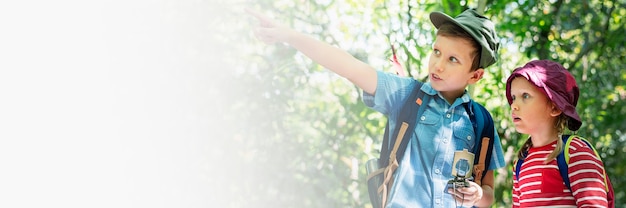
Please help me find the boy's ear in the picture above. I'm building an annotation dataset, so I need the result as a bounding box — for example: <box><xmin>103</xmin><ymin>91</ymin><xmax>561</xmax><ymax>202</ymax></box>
<box><xmin>468</xmin><ymin>68</ymin><xmax>484</xmax><ymax>84</ymax></box>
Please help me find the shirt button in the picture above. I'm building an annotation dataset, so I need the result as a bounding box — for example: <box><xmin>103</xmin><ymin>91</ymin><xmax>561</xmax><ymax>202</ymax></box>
<box><xmin>467</xmin><ymin>135</ymin><xmax>472</xmax><ymax>140</ymax></box>
<box><xmin>435</xmin><ymin>169</ymin><xmax>441</xmax><ymax>174</ymax></box>
<box><xmin>446</xmin><ymin>114</ymin><xmax>451</xmax><ymax>118</ymax></box>
<box><xmin>443</xmin><ymin>139</ymin><xmax>448</xmax><ymax>143</ymax></box>
<box><xmin>435</xmin><ymin>199</ymin><xmax>441</xmax><ymax>204</ymax></box>
<box><xmin>421</xmin><ymin>116</ymin><xmax>426</xmax><ymax>121</ymax></box>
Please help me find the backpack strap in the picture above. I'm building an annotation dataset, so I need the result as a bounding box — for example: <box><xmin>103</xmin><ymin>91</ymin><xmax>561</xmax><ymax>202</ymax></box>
<box><xmin>558</xmin><ymin>135</ymin><xmax>611</xmax><ymax>193</ymax></box>
<box><xmin>378</xmin><ymin>82</ymin><xmax>427</xmax><ymax>167</ymax></box>
<box><xmin>463</xmin><ymin>101</ymin><xmax>495</xmax><ymax>186</ymax></box>
<box><xmin>556</xmin><ymin>135</ymin><xmax>571</xmax><ymax>189</ymax></box>
<box><xmin>375</xmin><ymin>82</ymin><xmax>427</xmax><ymax>208</ymax></box>
<box><xmin>514</xmin><ymin>158</ymin><xmax>523</xmax><ymax>181</ymax></box>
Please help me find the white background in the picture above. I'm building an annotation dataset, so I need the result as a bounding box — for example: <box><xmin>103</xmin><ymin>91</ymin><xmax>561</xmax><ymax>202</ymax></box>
<box><xmin>0</xmin><ymin>1</ymin><xmax>241</xmax><ymax>207</ymax></box>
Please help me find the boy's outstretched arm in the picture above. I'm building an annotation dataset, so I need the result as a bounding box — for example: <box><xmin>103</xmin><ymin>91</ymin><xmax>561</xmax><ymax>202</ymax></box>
<box><xmin>247</xmin><ymin>9</ymin><xmax>378</xmax><ymax>95</ymax></box>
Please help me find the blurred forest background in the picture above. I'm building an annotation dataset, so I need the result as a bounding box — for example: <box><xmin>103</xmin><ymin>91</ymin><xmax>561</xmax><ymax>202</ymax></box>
<box><xmin>213</xmin><ymin>0</ymin><xmax>626</xmax><ymax>207</ymax></box>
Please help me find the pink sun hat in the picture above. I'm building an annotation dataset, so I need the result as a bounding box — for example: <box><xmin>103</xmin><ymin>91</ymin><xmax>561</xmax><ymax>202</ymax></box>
<box><xmin>505</xmin><ymin>60</ymin><xmax>582</xmax><ymax>131</ymax></box>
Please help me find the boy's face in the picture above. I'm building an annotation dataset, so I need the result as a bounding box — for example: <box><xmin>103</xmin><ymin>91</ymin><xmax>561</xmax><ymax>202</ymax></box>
<box><xmin>428</xmin><ymin>35</ymin><xmax>483</xmax><ymax>101</ymax></box>
<box><xmin>509</xmin><ymin>77</ymin><xmax>561</xmax><ymax>135</ymax></box>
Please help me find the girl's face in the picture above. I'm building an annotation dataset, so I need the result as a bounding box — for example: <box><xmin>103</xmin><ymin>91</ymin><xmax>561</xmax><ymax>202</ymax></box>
<box><xmin>428</xmin><ymin>35</ymin><xmax>483</xmax><ymax>103</ymax></box>
<box><xmin>509</xmin><ymin>77</ymin><xmax>559</xmax><ymax>135</ymax></box>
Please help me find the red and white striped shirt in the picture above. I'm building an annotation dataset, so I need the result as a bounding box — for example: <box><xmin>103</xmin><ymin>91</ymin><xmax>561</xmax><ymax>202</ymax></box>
<box><xmin>513</xmin><ymin>138</ymin><xmax>608</xmax><ymax>207</ymax></box>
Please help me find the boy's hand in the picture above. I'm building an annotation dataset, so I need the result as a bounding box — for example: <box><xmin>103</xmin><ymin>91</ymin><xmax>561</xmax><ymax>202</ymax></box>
<box><xmin>246</xmin><ymin>8</ymin><xmax>292</xmax><ymax>44</ymax></box>
<box><xmin>446</xmin><ymin>181</ymin><xmax>483</xmax><ymax>207</ymax></box>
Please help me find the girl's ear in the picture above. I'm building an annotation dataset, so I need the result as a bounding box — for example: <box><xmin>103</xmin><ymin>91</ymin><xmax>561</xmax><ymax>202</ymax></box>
<box><xmin>468</xmin><ymin>68</ymin><xmax>484</xmax><ymax>84</ymax></box>
<box><xmin>550</xmin><ymin>103</ymin><xmax>563</xmax><ymax>117</ymax></box>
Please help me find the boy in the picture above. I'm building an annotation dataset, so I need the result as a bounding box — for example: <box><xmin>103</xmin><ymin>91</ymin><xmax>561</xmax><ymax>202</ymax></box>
<box><xmin>248</xmin><ymin>8</ymin><xmax>505</xmax><ymax>207</ymax></box>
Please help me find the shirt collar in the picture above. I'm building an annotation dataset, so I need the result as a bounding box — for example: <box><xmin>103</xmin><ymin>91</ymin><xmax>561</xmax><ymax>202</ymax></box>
<box><xmin>421</xmin><ymin>82</ymin><xmax>471</xmax><ymax>107</ymax></box>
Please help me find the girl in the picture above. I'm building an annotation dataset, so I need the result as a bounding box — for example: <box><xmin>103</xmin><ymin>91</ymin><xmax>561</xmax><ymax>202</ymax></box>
<box><xmin>506</xmin><ymin>60</ymin><xmax>609</xmax><ymax>207</ymax></box>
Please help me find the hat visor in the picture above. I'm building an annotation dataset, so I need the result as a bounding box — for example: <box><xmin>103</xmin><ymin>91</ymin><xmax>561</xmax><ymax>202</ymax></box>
<box><xmin>430</xmin><ymin>12</ymin><xmax>462</xmax><ymax>30</ymax></box>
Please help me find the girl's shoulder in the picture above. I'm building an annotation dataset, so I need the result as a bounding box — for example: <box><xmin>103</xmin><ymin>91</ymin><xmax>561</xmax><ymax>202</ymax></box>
<box><xmin>564</xmin><ymin>135</ymin><xmax>595</xmax><ymax>152</ymax></box>
<box><xmin>564</xmin><ymin>135</ymin><xmax>603</xmax><ymax>162</ymax></box>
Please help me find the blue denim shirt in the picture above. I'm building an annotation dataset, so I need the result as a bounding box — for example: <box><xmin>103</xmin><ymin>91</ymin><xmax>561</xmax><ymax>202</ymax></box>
<box><xmin>364</xmin><ymin>71</ymin><xmax>505</xmax><ymax>208</ymax></box>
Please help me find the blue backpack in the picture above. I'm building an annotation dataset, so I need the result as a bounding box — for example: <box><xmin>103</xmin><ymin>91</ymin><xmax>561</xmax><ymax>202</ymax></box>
<box><xmin>514</xmin><ymin>135</ymin><xmax>615</xmax><ymax>208</ymax></box>
<box><xmin>367</xmin><ymin>82</ymin><xmax>496</xmax><ymax>208</ymax></box>
<box><xmin>380</xmin><ymin>82</ymin><xmax>495</xmax><ymax>182</ymax></box>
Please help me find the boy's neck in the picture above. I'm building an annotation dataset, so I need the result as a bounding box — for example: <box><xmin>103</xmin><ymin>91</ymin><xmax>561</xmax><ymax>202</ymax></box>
<box><xmin>440</xmin><ymin>89</ymin><xmax>467</xmax><ymax>105</ymax></box>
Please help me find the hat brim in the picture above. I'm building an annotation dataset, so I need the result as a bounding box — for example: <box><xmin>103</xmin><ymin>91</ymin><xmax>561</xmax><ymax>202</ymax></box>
<box><xmin>430</xmin><ymin>12</ymin><xmax>457</xmax><ymax>29</ymax></box>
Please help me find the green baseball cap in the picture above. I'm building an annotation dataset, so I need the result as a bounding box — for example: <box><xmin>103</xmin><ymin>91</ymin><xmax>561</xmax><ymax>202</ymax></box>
<box><xmin>430</xmin><ymin>9</ymin><xmax>500</xmax><ymax>68</ymax></box>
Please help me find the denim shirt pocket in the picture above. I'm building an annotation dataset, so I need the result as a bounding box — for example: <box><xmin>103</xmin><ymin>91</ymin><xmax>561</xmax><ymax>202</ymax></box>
<box><xmin>453</xmin><ymin>128</ymin><xmax>475</xmax><ymax>151</ymax></box>
<box><xmin>417</xmin><ymin>110</ymin><xmax>439</xmax><ymax>126</ymax></box>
